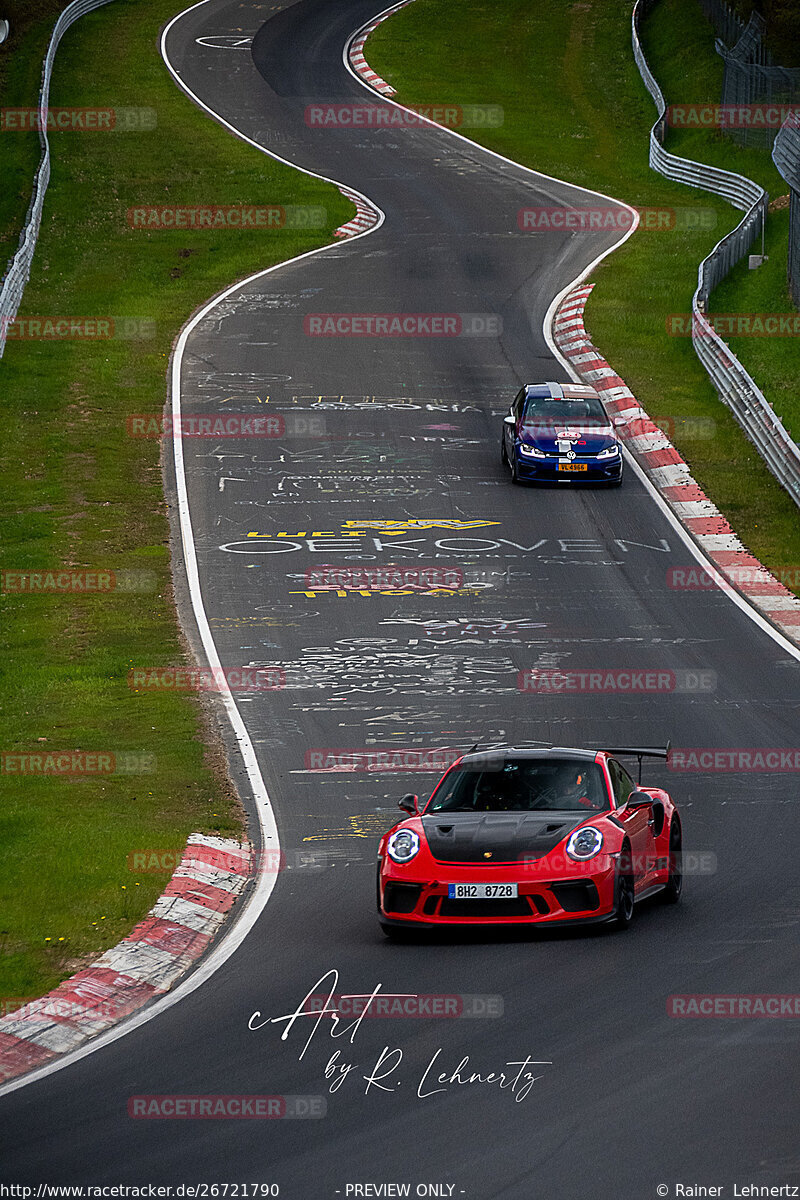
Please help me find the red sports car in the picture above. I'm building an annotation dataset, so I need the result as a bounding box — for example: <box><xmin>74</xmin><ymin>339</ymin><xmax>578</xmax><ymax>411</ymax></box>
<box><xmin>377</xmin><ymin>745</ymin><xmax>681</xmax><ymax>935</ymax></box>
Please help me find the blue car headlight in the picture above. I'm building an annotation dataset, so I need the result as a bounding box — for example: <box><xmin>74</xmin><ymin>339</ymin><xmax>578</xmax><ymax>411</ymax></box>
<box><xmin>566</xmin><ymin>826</ymin><xmax>604</xmax><ymax>861</ymax></box>
<box><xmin>387</xmin><ymin>829</ymin><xmax>420</xmax><ymax>864</ymax></box>
<box><xmin>518</xmin><ymin>443</ymin><xmax>546</xmax><ymax>459</ymax></box>
<box><xmin>596</xmin><ymin>444</ymin><xmax>620</xmax><ymax>460</ymax></box>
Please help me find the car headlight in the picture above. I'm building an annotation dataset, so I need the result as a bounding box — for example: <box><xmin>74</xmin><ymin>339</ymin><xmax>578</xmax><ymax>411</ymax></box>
<box><xmin>387</xmin><ymin>828</ymin><xmax>420</xmax><ymax>864</ymax></box>
<box><xmin>566</xmin><ymin>826</ymin><xmax>604</xmax><ymax>861</ymax></box>
<box><xmin>596</xmin><ymin>444</ymin><xmax>620</xmax><ymax>460</ymax></box>
<box><xmin>518</xmin><ymin>443</ymin><xmax>546</xmax><ymax>458</ymax></box>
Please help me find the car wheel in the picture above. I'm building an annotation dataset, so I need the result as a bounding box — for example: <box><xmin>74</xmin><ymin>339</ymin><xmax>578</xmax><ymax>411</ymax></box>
<box><xmin>660</xmin><ymin>820</ymin><xmax>683</xmax><ymax>904</ymax></box>
<box><xmin>510</xmin><ymin>451</ymin><xmax>522</xmax><ymax>485</ymax></box>
<box><xmin>611</xmin><ymin>846</ymin><xmax>635</xmax><ymax>930</ymax></box>
<box><xmin>501</xmin><ymin>436</ymin><xmax>509</xmax><ymax>465</ymax></box>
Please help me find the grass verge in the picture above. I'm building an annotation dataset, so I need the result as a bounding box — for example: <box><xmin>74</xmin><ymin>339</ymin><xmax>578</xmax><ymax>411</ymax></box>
<box><xmin>367</xmin><ymin>0</ymin><xmax>800</xmax><ymax>586</ymax></box>
<box><xmin>0</xmin><ymin>0</ymin><xmax>351</xmax><ymax>1001</ymax></box>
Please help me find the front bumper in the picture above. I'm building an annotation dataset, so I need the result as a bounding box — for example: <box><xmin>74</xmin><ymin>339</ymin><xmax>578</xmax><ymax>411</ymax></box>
<box><xmin>515</xmin><ymin>452</ymin><xmax>622</xmax><ymax>484</ymax></box>
<box><xmin>379</xmin><ymin>910</ymin><xmax>617</xmax><ymax>932</ymax></box>
<box><xmin>378</xmin><ymin>860</ymin><xmax>618</xmax><ymax>927</ymax></box>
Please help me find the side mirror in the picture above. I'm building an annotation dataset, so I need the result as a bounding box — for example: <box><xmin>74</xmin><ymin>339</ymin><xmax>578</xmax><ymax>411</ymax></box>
<box><xmin>626</xmin><ymin>790</ymin><xmax>652</xmax><ymax>808</ymax></box>
<box><xmin>503</xmin><ymin>415</ymin><xmax>515</xmax><ymax>427</ymax></box>
<box><xmin>398</xmin><ymin>794</ymin><xmax>419</xmax><ymax>815</ymax></box>
<box><xmin>613</xmin><ymin>416</ymin><xmax>627</xmax><ymax>428</ymax></box>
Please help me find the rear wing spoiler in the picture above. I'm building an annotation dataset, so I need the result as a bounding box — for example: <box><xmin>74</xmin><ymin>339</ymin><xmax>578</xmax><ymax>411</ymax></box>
<box><xmin>603</xmin><ymin>742</ymin><xmax>671</xmax><ymax>784</ymax></box>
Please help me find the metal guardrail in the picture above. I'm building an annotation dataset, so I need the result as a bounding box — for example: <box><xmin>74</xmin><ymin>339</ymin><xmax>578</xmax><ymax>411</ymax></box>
<box><xmin>632</xmin><ymin>0</ymin><xmax>800</xmax><ymax>510</ymax></box>
<box><xmin>773</xmin><ymin>113</ymin><xmax>800</xmax><ymax>310</ymax></box>
<box><xmin>0</xmin><ymin>0</ymin><xmax>117</xmax><ymax>359</ymax></box>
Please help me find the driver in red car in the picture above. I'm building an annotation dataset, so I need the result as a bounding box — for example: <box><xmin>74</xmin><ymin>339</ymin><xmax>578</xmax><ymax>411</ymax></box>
<box><xmin>561</xmin><ymin>766</ymin><xmax>605</xmax><ymax>810</ymax></box>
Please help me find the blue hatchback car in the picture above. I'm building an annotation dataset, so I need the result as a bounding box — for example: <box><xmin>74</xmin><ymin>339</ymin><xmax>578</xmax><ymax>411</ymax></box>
<box><xmin>501</xmin><ymin>382</ymin><xmax>623</xmax><ymax>486</ymax></box>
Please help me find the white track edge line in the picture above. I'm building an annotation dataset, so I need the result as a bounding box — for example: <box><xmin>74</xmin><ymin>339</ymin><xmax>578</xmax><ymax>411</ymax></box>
<box><xmin>0</xmin><ymin>0</ymin><xmax>389</xmax><ymax>1101</ymax></box>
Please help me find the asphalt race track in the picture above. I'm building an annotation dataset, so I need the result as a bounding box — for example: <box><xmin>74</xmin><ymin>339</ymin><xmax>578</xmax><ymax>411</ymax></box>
<box><xmin>3</xmin><ymin>1</ymin><xmax>800</xmax><ymax>1195</ymax></box>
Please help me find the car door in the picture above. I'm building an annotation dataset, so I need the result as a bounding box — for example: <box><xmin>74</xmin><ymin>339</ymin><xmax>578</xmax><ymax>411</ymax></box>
<box><xmin>609</xmin><ymin>759</ymin><xmax>656</xmax><ymax>892</ymax></box>
<box><xmin>505</xmin><ymin>387</ymin><xmax>525</xmax><ymax>457</ymax></box>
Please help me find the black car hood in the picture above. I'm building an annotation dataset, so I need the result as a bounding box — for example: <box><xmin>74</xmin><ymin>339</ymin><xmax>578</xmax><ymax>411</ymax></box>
<box><xmin>421</xmin><ymin>812</ymin><xmax>589</xmax><ymax>863</ymax></box>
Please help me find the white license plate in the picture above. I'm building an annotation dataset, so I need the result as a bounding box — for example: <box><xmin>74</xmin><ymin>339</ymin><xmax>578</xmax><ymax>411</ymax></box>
<box><xmin>447</xmin><ymin>883</ymin><xmax>519</xmax><ymax>899</ymax></box>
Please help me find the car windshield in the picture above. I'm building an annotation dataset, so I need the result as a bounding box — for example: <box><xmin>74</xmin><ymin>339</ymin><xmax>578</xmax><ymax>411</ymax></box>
<box><xmin>427</xmin><ymin>759</ymin><xmax>609</xmax><ymax>813</ymax></box>
<box><xmin>521</xmin><ymin>395</ymin><xmax>609</xmax><ymax>430</ymax></box>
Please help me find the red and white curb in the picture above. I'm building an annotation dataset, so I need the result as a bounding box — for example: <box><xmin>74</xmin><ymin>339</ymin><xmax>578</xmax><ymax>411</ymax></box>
<box><xmin>552</xmin><ymin>284</ymin><xmax>800</xmax><ymax>644</ymax></box>
<box><xmin>334</xmin><ymin>0</ymin><xmax>417</xmax><ymax>237</ymax></box>
<box><xmin>334</xmin><ymin>185</ymin><xmax>381</xmax><ymax>238</ymax></box>
<box><xmin>347</xmin><ymin>1</ymin><xmax>415</xmax><ymax>97</ymax></box>
<box><xmin>0</xmin><ymin>834</ymin><xmax>252</xmax><ymax>1083</ymax></box>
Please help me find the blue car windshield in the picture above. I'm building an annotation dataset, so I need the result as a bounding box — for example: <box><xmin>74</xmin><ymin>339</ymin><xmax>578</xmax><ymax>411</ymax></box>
<box><xmin>521</xmin><ymin>396</ymin><xmax>608</xmax><ymax>429</ymax></box>
<box><xmin>428</xmin><ymin>759</ymin><xmax>610</xmax><ymax>813</ymax></box>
